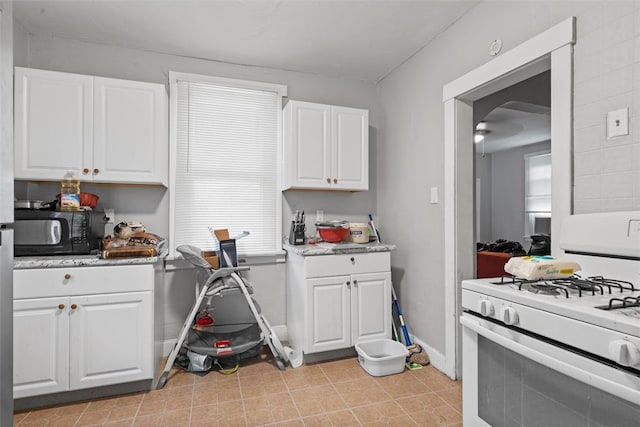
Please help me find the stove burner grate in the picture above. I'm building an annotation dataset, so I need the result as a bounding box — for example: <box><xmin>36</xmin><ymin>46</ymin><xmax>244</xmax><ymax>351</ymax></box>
<box><xmin>597</xmin><ymin>295</ymin><xmax>640</xmax><ymax>311</ymax></box>
<box><xmin>519</xmin><ymin>282</ymin><xmax>569</xmax><ymax>298</ymax></box>
<box><xmin>492</xmin><ymin>275</ymin><xmax>637</xmax><ymax>299</ymax></box>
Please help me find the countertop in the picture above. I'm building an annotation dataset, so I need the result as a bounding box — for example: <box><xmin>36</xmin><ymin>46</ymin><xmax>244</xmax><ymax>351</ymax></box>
<box><xmin>284</xmin><ymin>241</ymin><xmax>396</xmax><ymax>256</ymax></box>
<box><xmin>14</xmin><ymin>252</ymin><xmax>165</xmax><ymax>269</ymax></box>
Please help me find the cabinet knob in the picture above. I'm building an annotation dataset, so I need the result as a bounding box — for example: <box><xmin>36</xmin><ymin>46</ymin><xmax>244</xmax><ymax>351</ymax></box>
<box><xmin>70</xmin><ymin>304</ymin><xmax>78</xmax><ymax>310</ymax></box>
<box><xmin>93</xmin><ymin>168</ymin><xmax>100</xmax><ymax>175</ymax></box>
<box><xmin>82</xmin><ymin>168</ymin><xmax>89</xmax><ymax>174</ymax></box>
<box><xmin>346</xmin><ymin>281</ymin><xmax>351</xmax><ymax>286</ymax></box>
<box><xmin>353</xmin><ymin>280</ymin><xmax>358</xmax><ymax>285</ymax></box>
<box><xmin>326</xmin><ymin>178</ymin><xmax>331</xmax><ymax>184</ymax></box>
<box><xmin>58</xmin><ymin>304</ymin><xmax>65</xmax><ymax>310</ymax></box>
<box><xmin>333</xmin><ymin>178</ymin><xmax>338</xmax><ymax>184</ymax></box>
<box><xmin>350</xmin><ymin>257</ymin><xmax>355</xmax><ymax>263</ymax></box>
<box><xmin>64</xmin><ymin>273</ymin><xmax>71</xmax><ymax>280</ymax></box>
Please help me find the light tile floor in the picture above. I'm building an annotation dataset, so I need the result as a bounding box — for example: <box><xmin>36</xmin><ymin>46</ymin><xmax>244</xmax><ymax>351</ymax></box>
<box><xmin>13</xmin><ymin>351</ymin><xmax>462</xmax><ymax>426</ymax></box>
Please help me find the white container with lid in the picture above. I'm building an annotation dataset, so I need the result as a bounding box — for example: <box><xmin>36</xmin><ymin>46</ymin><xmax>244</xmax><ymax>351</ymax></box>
<box><xmin>348</xmin><ymin>223</ymin><xmax>370</xmax><ymax>243</ymax></box>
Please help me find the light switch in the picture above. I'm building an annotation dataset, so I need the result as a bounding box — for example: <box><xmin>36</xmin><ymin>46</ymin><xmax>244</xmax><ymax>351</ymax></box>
<box><xmin>430</xmin><ymin>187</ymin><xmax>438</xmax><ymax>204</ymax></box>
<box><xmin>607</xmin><ymin>108</ymin><xmax>629</xmax><ymax>139</ymax></box>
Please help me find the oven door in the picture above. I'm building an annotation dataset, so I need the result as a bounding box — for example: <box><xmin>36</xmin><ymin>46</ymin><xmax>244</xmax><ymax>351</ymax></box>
<box><xmin>460</xmin><ymin>313</ymin><xmax>640</xmax><ymax>427</ymax></box>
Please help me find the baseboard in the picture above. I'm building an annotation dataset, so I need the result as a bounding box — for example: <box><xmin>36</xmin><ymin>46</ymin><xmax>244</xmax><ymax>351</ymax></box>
<box><xmin>410</xmin><ymin>336</ymin><xmax>451</xmax><ymax>379</ymax></box>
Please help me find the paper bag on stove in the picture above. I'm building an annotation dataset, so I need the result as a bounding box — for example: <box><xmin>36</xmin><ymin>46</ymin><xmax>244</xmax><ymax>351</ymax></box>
<box><xmin>504</xmin><ymin>256</ymin><xmax>581</xmax><ymax>280</ymax></box>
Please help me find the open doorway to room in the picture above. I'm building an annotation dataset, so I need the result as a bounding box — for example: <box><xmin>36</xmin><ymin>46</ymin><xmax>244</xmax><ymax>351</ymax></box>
<box><xmin>474</xmin><ymin>71</ymin><xmax>552</xmax><ymax>278</ymax></box>
<box><xmin>442</xmin><ymin>18</ymin><xmax>574</xmax><ymax>379</ymax></box>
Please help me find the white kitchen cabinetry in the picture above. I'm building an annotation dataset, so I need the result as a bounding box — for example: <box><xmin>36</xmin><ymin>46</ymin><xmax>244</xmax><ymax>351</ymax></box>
<box><xmin>13</xmin><ymin>264</ymin><xmax>154</xmax><ymax>399</ymax></box>
<box><xmin>286</xmin><ymin>251</ymin><xmax>391</xmax><ymax>355</ymax></box>
<box><xmin>282</xmin><ymin>100</ymin><xmax>368</xmax><ymax>191</ymax></box>
<box><xmin>14</xmin><ymin>67</ymin><xmax>168</xmax><ymax>186</ymax></box>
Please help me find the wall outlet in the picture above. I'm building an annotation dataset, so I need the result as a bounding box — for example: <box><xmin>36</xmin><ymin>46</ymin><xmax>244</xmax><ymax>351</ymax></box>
<box><xmin>103</xmin><ymin>208</ymin><xmax>115</xmax><ymax>224</ymax></box>
<box><xmin>607</xmin><ymin>108</ymin><xmax>629</xmax><ymax>139</ymax></box>
<box><xmin>316</xmin><ymin>210</ymin><xmax>324</xmax><ymax>222</ymax></box>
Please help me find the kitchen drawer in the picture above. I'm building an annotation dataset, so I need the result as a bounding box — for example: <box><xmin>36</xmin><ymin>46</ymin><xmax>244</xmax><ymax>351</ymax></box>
<box><xmin>14</xmin><ymin>264</ymin><xmax>154</xmax><ymax>299</ymax></box>
<box><xmin>303</xmin><ymin>252</ymin><xmax>390</xmax><ymax>278</ymax></box>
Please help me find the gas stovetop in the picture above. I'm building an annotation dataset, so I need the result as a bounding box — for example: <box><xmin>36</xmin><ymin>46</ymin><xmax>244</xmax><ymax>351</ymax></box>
<box><xmin>462</xmin><ymin>275</ymin><xmax>640</xmax><ymax>337</ymax></box>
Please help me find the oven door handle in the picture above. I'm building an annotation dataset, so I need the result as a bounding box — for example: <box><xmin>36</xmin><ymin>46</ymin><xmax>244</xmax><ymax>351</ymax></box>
<box><xmin>460</xmin><ymin>316</ymin><xmax>640</xmax><ymax>405</ymax></box>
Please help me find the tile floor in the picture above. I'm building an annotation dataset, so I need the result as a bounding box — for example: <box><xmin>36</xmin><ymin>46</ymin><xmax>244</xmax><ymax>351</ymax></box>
<box><xmin>13</xmin><ymin>351</ymin><xmax>462</xmax><ymax>426</ymax></box>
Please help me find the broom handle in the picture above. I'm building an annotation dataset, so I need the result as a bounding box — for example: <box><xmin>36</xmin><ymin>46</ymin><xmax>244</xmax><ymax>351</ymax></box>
<box><xmin>391</xmin><ymin>285</ymin><xmax>413</xmax><ymax>346</ymax></box>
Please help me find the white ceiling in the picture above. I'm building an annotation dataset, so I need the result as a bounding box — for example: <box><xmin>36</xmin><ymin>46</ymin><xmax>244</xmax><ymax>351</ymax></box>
<box><xmin>478</xmin><ymin>104</ymin><xmax>551</xmax><ymax>154</ymax></box>
<box><xmin>13</xmin><ymin>0</ymin><xmax>480</xmax><ymax>84</ymax></box>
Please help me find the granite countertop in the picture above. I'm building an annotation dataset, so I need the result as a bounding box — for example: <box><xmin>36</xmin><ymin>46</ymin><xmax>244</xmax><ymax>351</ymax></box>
<box><xmin>14</xmin><ymin>252</ymin><xmax>165</xmax><ymax>270</ymax></box>
<box><xmin>284</xmin><ymin>241</ymin><xmax>396</xmax><ymax>256</ymax></box>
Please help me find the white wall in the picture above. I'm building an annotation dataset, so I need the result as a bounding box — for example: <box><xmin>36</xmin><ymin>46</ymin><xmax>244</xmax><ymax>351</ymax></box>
<box><xmin>377</xmin><ymin>1</ymin><xmax>637</xmax><ymax>362</ymax></box>
<box><xmin>573</xmin><ymin>1</ymin><xmax>640</xmax><ymax>213</ymax></box>
<box><xmin>13</xmin><ymin>25</ymin><xmax>380</xmax><ymax>346</ymax></box>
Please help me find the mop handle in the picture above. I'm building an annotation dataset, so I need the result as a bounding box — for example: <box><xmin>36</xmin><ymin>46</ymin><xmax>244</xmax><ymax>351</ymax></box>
<box><xmin>391</xmin><ymin>285</ymin><xmax>412</xmax><ymax>346</ymax></box>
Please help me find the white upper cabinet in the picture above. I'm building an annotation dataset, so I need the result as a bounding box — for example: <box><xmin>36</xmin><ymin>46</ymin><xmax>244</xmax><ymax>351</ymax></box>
<box><xmin>14</xmin><ymin>67</ymin><xmax>168</xmax><ymax>186</ymax></box>
<box><xmin>282</xmin><ymin>100</ymin><xmax>368</xmax><ymax>191</ymax></box>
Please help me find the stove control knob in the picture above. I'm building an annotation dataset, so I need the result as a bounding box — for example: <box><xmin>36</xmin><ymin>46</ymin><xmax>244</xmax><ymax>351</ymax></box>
<box><xmin>478</xmin><ymin>300</ymin><xmax>494</xmax><ymax>317</ymax></box>
<box><xmin>501</xmin><ymin>307</ymin><xmax>519</xmax><ymax>326</ymax></box>
<box><xmin>608</xmin><ymin>340</ymin><xmax>640</xmax><ymax>367</ymax></box>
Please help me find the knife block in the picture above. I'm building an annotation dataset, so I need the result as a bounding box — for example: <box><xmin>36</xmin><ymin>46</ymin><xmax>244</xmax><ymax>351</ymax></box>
<box><xmin>289</xmin><ymin>221</ymin><xmax>306</xmax><ymax>245</ymax></box>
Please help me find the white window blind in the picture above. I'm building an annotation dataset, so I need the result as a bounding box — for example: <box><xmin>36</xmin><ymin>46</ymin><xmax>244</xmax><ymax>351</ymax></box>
<box><xmin>524</xmin><ymin>151</ymin><xmax>551</xmax><ymax>238</ymax></box>
<box><xmin>171</xmin><ymin>74</ymin><xmax>286</xmax><ymax>256</ymax></box>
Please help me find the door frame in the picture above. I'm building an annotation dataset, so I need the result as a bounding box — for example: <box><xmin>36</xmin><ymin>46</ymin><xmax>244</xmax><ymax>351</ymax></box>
<box><xmin>442</xmin><ymin>17</ymin><xmax>575</xmax><ymax>379</ymax></box>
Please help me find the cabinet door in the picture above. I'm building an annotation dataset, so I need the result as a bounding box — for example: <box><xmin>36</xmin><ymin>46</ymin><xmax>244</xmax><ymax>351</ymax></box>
<box><xmin>283</xmin><ymin>101</ymin><xmax>331</xmax><ymax>189</ymax></box>
<box><xmin>351</xmin><ymin>272</ymin><xmax>391</xmax><ymax>343</ymax></box>
<box><xmin>69</xmin><ymin>291</ymin><xmax>153</xmax><ymax>390</ymax></box>
<box><xmin>93</xmin><ymin>77</ymin><xmax>168</xmax><ymax>185</ymax></box>
<box><xmin>306</xmin><ymin>276</ymin><xmax>350</xmax><ymax>353</ymax></box>
<box><xmin>14</xmin><ymin>67</ymin><xmax>93</xmax><ymax>180</ymax></box>
<box><xmin>13</xmin><ymin>297</ymin><xmax>70</xmax><ymax>398</ymax></box>
<box><xmin>331</xmin><ymin>106</ymin><xmax>369</xmax><ymax>191</ymax></box>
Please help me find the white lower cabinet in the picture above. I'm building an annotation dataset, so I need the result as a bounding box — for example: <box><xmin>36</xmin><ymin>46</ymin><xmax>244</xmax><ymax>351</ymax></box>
<box><xmin>13</xmin><ymin>264</ymin><xmax>154</xmax><ymax>399</ymax></box>
<box><xmin>287</xmin><ymin>251</ymin><xmax>391</xmax><ymax>355</ymax></box>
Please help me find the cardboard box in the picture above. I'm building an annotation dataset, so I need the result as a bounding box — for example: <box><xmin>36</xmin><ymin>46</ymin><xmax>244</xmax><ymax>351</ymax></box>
<box><xmin>201</xmin><ymin>250</ymin><xmax>219</xmax><ymax>269</ymax></box>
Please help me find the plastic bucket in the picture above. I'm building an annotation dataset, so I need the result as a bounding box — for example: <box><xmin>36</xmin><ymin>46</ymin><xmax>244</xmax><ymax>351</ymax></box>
<box><xmin>349</xmin><ymin>223</ymin><xmax>370</xmax><ymax>243</ymax></box>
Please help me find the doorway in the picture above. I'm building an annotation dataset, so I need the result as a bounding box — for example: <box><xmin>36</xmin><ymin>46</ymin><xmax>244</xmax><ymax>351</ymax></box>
<box><xmin>442</xmin><ymin>17</ymin><xmax>575</xmax><ymax>379</ymax></box>
<box><xmin>474</xmin><ymin>71</ymin><xmax>551</xmax><ymax>255</ymax></box>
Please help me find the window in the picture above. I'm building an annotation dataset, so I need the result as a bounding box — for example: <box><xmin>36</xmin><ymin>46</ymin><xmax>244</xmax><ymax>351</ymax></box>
<box><xmin>169</xmin><ymin>72</ymin><xmax>287</xmax><ymax>257</ymax></box>
<box><xmin>524</xmin><ymin>151</ymin><xmax>551</xmax><ymax>239</ymax></box>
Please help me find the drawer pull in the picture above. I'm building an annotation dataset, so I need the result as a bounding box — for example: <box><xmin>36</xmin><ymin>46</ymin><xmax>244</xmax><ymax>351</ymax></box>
<box><xmin>58</xmin><ymin>304</ymin><xmax>65</xmax><ymax>310</ymax></box>
<box><xmin>64</xmin><ymin>274</ymin><xmax>71</xmax><ymax>280</ymax></box>
<box><xmin>70</xmin><ymin>304</ymin><xmax>78</xmax><ymax>310</ymax></box>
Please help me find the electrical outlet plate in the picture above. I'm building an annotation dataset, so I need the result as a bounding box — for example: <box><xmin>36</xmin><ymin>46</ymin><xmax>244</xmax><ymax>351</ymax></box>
<box><xmin>103</xmin><ymin>208</ymin><xmax>115</xmax><ymax>224</ymax></box>
<box><xmin>607</xmin><ymin>108</ymin><xmax>629</xmax><ymax>139</ymax></box>
<box><xmin>316</xmin><ymin>210</ymin><xmax>324</xmax><ymax>222</ymax></box>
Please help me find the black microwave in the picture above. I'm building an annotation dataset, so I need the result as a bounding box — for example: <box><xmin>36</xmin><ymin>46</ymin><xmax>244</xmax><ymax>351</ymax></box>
<box><xmin>14</xmin><ymin>210</ymin><xmax>95</xmax><ymax>256</ymax></box>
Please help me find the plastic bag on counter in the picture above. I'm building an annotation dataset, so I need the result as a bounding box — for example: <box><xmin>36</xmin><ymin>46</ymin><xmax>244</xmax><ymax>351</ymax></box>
<box><xmin>504</xmin><ymin>255</ymin><xmax>581</xmax><ymax>280</ymax></box>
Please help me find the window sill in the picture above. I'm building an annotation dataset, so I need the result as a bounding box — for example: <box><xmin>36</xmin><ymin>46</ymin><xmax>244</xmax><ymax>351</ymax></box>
<box><xmin>164</xmin><ymin>250</ymin><xmax>286</xmax><ymax>271</ymax></box>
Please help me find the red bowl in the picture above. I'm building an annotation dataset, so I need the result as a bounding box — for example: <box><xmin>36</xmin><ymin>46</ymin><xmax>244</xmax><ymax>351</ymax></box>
<box><xmin>318</xmin><ymin>227</ymin><xmax>349</xmax><ymax>243</ymax></box>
